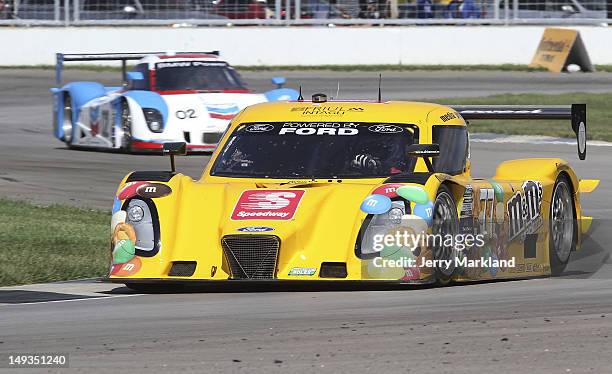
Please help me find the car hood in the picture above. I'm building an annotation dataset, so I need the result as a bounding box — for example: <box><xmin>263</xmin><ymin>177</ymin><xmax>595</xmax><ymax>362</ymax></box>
<box><xmin>156</xmin><ymin>178</ymin><xmax>381</xmax><ymax>272</ymax></box>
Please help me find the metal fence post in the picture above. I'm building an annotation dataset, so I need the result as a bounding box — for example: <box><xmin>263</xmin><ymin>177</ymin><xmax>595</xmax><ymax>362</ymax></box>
<box><xmin>512</xmin><ymin>0</ymin><xmax>517</xmax><ymax>20</ymax></box>
<box><xmin>54</xmin><ymin>0</ymin><xmax>60</xmax><ymax>21</ymax></box>
<box><xmin>285</xmin><ymin>0</ymin><xmax>291</xmax><ymax>22</ymax></box>
<box><xmin>63</xmin><ymin>0</ymin><xmax>69</xmax><ymax>25</ymax></box>
<box><xmin>503</xmin><ymin>0</ymin><xmax>509</xmax><ymax>25</ymax></box>
<box><xmin>295</xmin><ymin>0</ymin><xmax>301</xmax><ymax>20</ymax></box>
<box><xmin>73</xmin><ymin>0</ymin><xmax>79</xmax><ymax>22</ymax></box>
<box><xmin>275</xmin><ymin>0</ymin><xmax>281</xmax><ymax>20</ymax></box>
<box><xmin>493</xmin><ymin>0</ymin><xmax>499</xmax><ymax>20</ymax></box>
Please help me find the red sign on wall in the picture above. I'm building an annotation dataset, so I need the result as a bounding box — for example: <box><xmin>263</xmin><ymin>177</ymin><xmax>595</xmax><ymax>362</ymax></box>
<box><xmin>231</xmin><ymin>190</ymin><xmax>305</xmax><ymax>220</ymax></box>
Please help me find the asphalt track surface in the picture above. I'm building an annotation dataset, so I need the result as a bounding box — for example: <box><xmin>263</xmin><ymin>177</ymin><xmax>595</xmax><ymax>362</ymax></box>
<box><xmin>1</xmin><ymin>69</ymin><xmax>612</xmax><ymax>373</ymax></box>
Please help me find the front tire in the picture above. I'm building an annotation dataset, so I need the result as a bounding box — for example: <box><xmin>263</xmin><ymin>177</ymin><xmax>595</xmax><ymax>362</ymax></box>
<box><xmin>120</xmin><ymin>101</ymin><xmax>133</xmax><ymax>152</ymax></box>
<box><xmin>432</xmin><ymin>184</ymin><xmax>459</xmax><ymax>285</ymax></box>
<box><xmin>549</xmin><ymin>175</ymin><xmax>575</xmax><ymax>276</ymax></box>
<box><xmin>61</xmin><ymin>95</ymin><xmax>73</xmax><ymax>145</ymax></box>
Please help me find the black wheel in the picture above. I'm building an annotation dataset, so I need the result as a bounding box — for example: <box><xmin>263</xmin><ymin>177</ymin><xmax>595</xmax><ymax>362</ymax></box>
<box><xmin>432</xmin><ymin>184</ymin><xmax>459</xmax><ymax>285</ymax></box>
<box><xmin>61</xmin><ymin>95</ymin><xmax>73</xmax><ymax>145</ymax></box>
<box><xmin>120</xmin><ymin>100</ymin><xmax>133</xmax><ymax>152</ymax></box>
<box><xmin>549</xmin><ymin>175</ymin><xmax>575</xmax><ymax>276</ymax></box>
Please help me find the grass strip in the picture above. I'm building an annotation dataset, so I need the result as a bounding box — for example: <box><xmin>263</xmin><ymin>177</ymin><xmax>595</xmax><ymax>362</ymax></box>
<box><xmin>0</xmin><ymin>198</ymin><xmax>110</xmax><ymax>287</ymax></box>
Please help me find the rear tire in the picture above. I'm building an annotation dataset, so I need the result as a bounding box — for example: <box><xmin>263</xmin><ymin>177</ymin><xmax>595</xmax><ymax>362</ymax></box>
<box><xmin>432</xmin><ymin>184</ymin><xmax>459</xmax><ymax>285</ymax></box>
<box><xmin>120</xmin><ymin>100</ymin><xmax>133</xmax><ymax>152</ymax></box>
<box><xmin>61</xmin><ymin>95</ymin><xmax>73</xmax><ymax>145</ymax></box>
<box><xmin>549</xmin><ymin>175</ymin><xmax>575</xmax><ymax>276</ymax></box>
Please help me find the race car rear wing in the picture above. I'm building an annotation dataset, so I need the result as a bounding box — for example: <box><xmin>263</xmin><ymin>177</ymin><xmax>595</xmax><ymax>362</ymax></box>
<box><xmin>450</xmin><ymin>104</ymin><xmax>587</xmax><ymax>160</ymax></box>
<box><xmin>55</xmin><ymin>51</ymin><xmax>220</xmax><ymax>85</ymax></box>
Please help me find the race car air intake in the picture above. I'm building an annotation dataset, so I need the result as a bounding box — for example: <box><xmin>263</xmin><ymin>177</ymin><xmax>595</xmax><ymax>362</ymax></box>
<box><xmin>221</xmin><ymin>235</ymin><xmax>280</xmax><ymax>279</ymax></box>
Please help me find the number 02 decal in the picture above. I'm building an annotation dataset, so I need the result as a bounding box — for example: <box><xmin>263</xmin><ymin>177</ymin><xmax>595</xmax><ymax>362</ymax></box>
<box><xmin>176</xmin><ymin>109</ymin><xmax>197</xmax><ymax>119</ymax></box>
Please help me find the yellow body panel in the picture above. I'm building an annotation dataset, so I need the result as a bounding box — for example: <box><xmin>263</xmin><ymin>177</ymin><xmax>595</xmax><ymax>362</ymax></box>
<box><xmin>107</xmin><ymin>101</ymin><xmax>597</xmax><ymax>284</ymax></box>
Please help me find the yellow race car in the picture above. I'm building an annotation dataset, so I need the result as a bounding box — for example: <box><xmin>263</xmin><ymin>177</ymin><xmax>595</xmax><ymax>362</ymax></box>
<box><xmin>106</xmin><ymin>94</ymin><xmax>599</xmax><ymax>290</ymax></box>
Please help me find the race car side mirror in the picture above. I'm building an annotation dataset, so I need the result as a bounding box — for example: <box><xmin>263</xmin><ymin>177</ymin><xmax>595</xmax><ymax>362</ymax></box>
<box><xmin>271</xmin><ymin>77</ymin><xmax>286</xmax><ymax>89</ymax></box>
<box><xmin>406</xmin><ymin>143</ymin><xmax>440</xmax><ymax>173</ymax></box>
<box><xmin>163</xmin><ymin>142</ymin><xmax>187</xmax><ymax>172</ymax></box>
<box><xmin>126</xmin><ymin>71</ymin><xmax>144</xmax><ymax>81</ymax></box>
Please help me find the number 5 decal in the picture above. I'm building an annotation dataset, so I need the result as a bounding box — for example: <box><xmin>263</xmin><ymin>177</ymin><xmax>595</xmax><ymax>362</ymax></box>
<box><xmin>176</xmin><ymin>109</ymin><xmax>197</xmax><ymax>119</ymax></box>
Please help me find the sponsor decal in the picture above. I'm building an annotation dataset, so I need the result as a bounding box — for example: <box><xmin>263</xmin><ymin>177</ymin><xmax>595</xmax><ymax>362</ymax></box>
<box><xmin>459</xmin><ymin>109</ymin><xmax>543</xmax><ymax>115</ymax></box>
<box><xmin>368</xmin><ymin>124</ymin><xmax>403</xmax><ymax>133</ymax></box>
<box><xmin>110</xmin><ymin>257</ymin><xmax>142</xmax><ymax>277</ymax></box>
<box><xmin>401</xmin><ymin>266</ymin><xmax>421</xmax><ymax>281</ymax></box>
<box><xmin>117</xmin><ymin>181</ymin><xmax>147</xmax><ymax>200</ymax></box>
<box><xmin>176</xmin><ymin>109</ymin><xmax>197</xmax><ymax>119</ymax></box>
<box><xmin>440</xmin><ymin>112</ymin><xmax>458</xmax><ymax>122</ymax></box>
<box><xmin>237</xmin><ymin>226</ymin><xmax>275</xmax><ymax>232</ymax></box>
<box><xmin>478</xmin><ymin>187</ymin><xmax>496</xmax><ymax>236</ymax></box>
<box><xmin>112</xmin><ymin>239</ymin><xmax>135</xmax><ymax>264</ymax></box>
<box><xmin>111</xmin><ymin>210</ymin><xmax>127</xmax><ymax>232</ymax></box>
<box><xmin>459</xmin><ymin>185</ymin><xmax>475</xmax><ymax>234</ymax></box>
<box><xmin>279</xmin><ymin>122</ymin><xmax>359</xmax><ymax>136</ymax></box>
<box><xmin>90</xmin><ymin>122</ymin><xmax>100</xmax><ymax>137</ymax></box>
<box><xmin>156</xmin><ymin>61</ymin><xmax>227</xmax><ymax>69</ymax></box>
<box><xmin>507</xmin><ymin>180</ymin><xmax>543</xmax><ymax>242</ymax></box>
<box><xmin>101</xmin><ymin>110</ymin><xmax>110</xmax><ymax>138</ymax></box>
<box><xmin>211</xmin><ymin>265</ymin><xmax>218</xmax><ymax>277</ymax></box>
<box><xmin>245</xmin><ymin>124</ymin><xmax>274</xmax><ymax>133</ymax></box>
<box><xmin>413</xmin><ymin>201</ymin><xmax>434</xmax><ymax>226</ymax></box>
<box><xmin>231</xmin><ymin>190</ymin><xmax>305</xmax><ymax>220</ymax></box>
<box><xmin>136</xmin><ymin>183</ymin><xmax>172</xmax><ymax>199</ymax></box>
<box><xmin>112</xmin><ymin>223</ymin><xmax>137</xmax><ymax>246</ymax></box>
<box><xmin>112</xmin><ymin>197</ymin><xmax>122</xmax><ymax>214</ymax></box>
<box><xmin>90</xmin><ymin>107</ymin><xmax>100</xmax><ymax>122</ymax></box>
<box><xmin>396</xmin><ymin>185</ymin><xmax>429</xmax><ymax>205</ymax></box>
<box><xmin>288</xmin><ymin>267</ymin><xmax>317</xmax><ymax>276</ymax></box>
<box><xmin>372</xmin><ymin>184</ymin><xmax>404</xmax><ymax>198</ymax></box>
<box><xmin>578</xmin><ymin>121</ymin><xmax>586</xmax><ymax>155</ymax></box>
<box><xmin>207</xmin><ymin>104</ymin><xmax>240</xmax><ymax>120</ymax></box>
<box><xmin>360</xmin><ymin>194</ymin><xmax>392</xmax><ymax>215</ymax></box>
<box><xmin>282</xmin><ymin>180</ymin><xmax>315</xmax><ymax>185</ymax></box>
<box><xmin>291</xmin><ymin>106</ymin><xmax>364</xmax><ymax>115</ymax></box>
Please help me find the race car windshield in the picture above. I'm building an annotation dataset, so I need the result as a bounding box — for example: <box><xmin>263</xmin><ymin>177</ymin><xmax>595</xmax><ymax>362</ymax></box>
<box><xmin>210</xmin><ymin>122</ymin><xmax>419</xmax><ymax>179</ymax></box>
<box><xmin>155</xmin><ymin>61</ymin><xmax>247</xmax><ymax>91</ymax></box>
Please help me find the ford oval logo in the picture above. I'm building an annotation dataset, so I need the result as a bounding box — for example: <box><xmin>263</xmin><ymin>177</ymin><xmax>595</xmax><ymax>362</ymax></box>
<box><xmin>245</xmin><ymin>124</ymin><xmax>274</xmax><ymax>133</ymax></box>
<box><xmin>368</xmin><ymin>124</ymin><xmax>403</xmax><ymax>133</ymax></box>
<box><xmin>237</xmin><ymin>226</ymin><xmax>275</xmax><ymax>232</ymax></box>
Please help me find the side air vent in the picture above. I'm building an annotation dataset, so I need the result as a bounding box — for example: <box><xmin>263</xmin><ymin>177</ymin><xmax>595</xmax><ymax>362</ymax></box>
<box><xmin>320</xmin><ymin>262</ymin><xmax>348</xmax><ymax>278</ymax></box>
<box><xmin>168</xmin><ymin>261</ymin><xmax>197</xmax><ymax>277</ymax></box>
<box><xmin>221</xmin><ymin>235</ymin><xmax>280</xmax><ymax>279</ymax></box>
<box><xmin>203</xmin><ymin>132</ymin><xmax>223</xmax><ymax>144</ymax></box>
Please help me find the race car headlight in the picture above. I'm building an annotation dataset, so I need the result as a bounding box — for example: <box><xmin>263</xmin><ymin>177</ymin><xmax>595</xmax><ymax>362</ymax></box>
<box><xmin>388</xmin><ymin>207</ymin><xmax>404</xmax><ymax>224</ymax></box>
<box><xmin>357</xmin><ymin>201</ymin><xmax>406</xmax><ymax>257</ymax></box>
<box><xmin>125</xmin><ymin>199</ymin><xmax>158</xmax><ymax>255</ymax></box>
<box><xmin>143</xmin><ymin>108</ymin><xmax>163</xmax><ymax>133</ymax></box>
<box><xmin>127</xmin><ymin>204</ymin><xmax>144</xmax><ymax>222</ymax></box>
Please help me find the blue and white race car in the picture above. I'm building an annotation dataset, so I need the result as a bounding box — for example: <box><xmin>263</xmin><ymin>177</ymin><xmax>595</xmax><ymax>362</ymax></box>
<box><xmin>51</xmin><ymin>52</ymin><xmax>299</xmax><ymax>152</ymax></box>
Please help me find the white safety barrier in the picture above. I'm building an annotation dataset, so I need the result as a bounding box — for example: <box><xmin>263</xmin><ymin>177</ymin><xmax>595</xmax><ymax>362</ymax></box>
<box><xmin>1</xmin><ymin>26</ymin><xmax>612</xmax><ymax>66</ymax></box>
